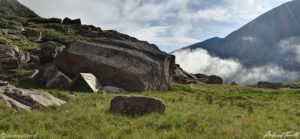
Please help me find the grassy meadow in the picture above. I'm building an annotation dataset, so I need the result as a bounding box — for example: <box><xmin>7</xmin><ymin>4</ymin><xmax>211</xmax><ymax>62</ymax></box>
<box><xmin>0</xmin><ymin>82</ymin><xmax>299</xmax><ymax>138</ymax></box>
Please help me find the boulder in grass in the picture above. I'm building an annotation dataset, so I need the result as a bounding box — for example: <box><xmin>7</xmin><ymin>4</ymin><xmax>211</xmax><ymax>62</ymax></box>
<box><xmin>207</xmin><ymin>75</ymin><xmax>223</xmax><ymax>84</ymax></box>
<box><xmin>110</xmin><ymin>96</ymin><xmax>166</xmax><ymax>115</ymax></box>
<box><xmin>257</xmin><ymin>82</ymin><xmax>283</xmax><ymax>89</ymax></box>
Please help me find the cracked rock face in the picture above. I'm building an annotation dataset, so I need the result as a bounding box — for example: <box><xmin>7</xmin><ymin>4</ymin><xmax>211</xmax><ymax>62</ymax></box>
<box><xmin>0</xmin><ymin>46</ymin><xmax>30</xmax><ymax>71</ymax></box>
<box><xmin>0</xmin><ymin>85</ymin><xmax>66</xmax><ymax>111</ymax></box>
<box><xmin>54</xmin><ymin>39</ymin><xmax>175</xmax><ymax>92</ymax></box>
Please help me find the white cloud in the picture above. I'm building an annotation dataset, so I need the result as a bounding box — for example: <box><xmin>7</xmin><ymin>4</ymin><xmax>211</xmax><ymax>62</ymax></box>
<box><xmin>173</xmin><ymin>48</ymin><xmax>299</xmax><ymax>84</ymax></box>
<box><xmin>242</xmin><ymin>36</ymin><xmax>256</xmax><ymax>43</ymax></box>
<box><xmin>280</xmin><ymin>36</ymin><xmax>300</xmax><ymax>64</ymax></box>
<box><xmin>19</xmin><ymin>0</ymin><xmax>291</xmax><ymax>52</ymax></box>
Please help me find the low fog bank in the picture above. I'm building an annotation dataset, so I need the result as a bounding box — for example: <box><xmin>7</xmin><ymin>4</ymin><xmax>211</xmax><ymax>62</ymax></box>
<box><xmin>173</xmin><ymin>48</ymin><xmax>300</xmax><ymax>85</ymax></box>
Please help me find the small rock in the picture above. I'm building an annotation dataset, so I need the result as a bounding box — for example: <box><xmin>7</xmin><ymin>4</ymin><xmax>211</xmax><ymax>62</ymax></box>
<box><xmin>7</xmin><ymin>34</ymin><xmax>27</xmax><ymax>41</ymax></box>
<box><xmin>110</xmin><ymin>96</ymin><xmax>166</xmax><ymax>115</ymax></box>
<box><xmin>189</xmin><ymin>83</ymin><xmax>198</xmax><ymax>89</ymax></box>
<box><xmin>25</xmin><ymin>29</ymin><xmax>42</xmax><ymax>41</ymax></box>
<box><xmin>29</xmin><ymin>54</ymin><xmax>40</xmax><ymax>64</ymax></box>
<box><xmin>20</xmin><ymin>69</ymin><xmax>39</xmax><ymax>82</ymax></box>
<box><xmin>0</xmin><ymin>37</ymin><xmax>10</xmax><ymax>45</ymax></box>
<box><xmin>8</xmin><ymin>25</ymin><xmax>24</xmax><ymax>32</ymax></box>
<box><xmin>231</xmin><ymin>82</ymin><xmax>238</xmax><ymax>86</ymax></box>
<box><xmin>0</xmin><ymin>29</ymin><xmax>8</xmax><ymax>36</ymax></box>
<box><xmin>39</xmin><ymin>41</ymin><xmax>65</xmax><ymax>64</ymax></box>
<box><xmin>103</xmin><ymin>86</ymin><xmax>128</xmax><ymax>94</ymax></box>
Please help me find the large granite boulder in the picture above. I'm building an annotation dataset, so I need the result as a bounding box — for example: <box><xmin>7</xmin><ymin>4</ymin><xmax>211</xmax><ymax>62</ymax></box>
<box><xmin>257</xmin><ymin>82</ymin><xmax>283</xmax><ymax>89</ymax></box>
<box><xmin>0</xmin><ymin>46</ymin><xmax>30</xmax><ymax>71</ymax></box>
<box><xmin>0</xmin><ymin>85</ymin><xmax>66</xmax><ymax>111</ymax></box>
<box><xmin>207</xmin><ymin>75</ymin><xmax>223</xmax><ymax>84</ymax></box>
<box><xmin>54</xmin><ymin>39</ymin><xmax>175</xmax><ymax>92</ymax></box>
<box><xmin>110</xmin><ymin>96</ymin><xmax>166</xmax><ymax>115</ymax></box>
<box><xmin>39</xmin><ymin>41</ymin><xmax>65</xmax><ymax>64</ymax></box>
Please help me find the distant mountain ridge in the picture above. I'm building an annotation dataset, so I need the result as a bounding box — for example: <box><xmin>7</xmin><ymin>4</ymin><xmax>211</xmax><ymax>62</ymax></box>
<box><xmin>175</xmin><ymin>37</ymin><xmax>222</xmax><ymax>52</ymax></box>
<box><xmin>176</xmin><ymin>0</ymin><xmax>300</xmax><ymax>70</ymax></box>
<box><xmin>0</xmin><ymin>0</ymin><xmax>38</xmax><ymax>17</ymax></box>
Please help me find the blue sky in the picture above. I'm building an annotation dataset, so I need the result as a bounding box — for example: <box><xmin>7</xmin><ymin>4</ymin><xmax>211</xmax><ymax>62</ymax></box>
<box><xmin>19</xmin><ymin>0</ymin><xmax>291</xmax><ymax>52</ymax></box>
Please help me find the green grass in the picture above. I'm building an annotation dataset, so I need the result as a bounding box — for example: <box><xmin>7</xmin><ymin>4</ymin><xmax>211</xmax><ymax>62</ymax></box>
<box><xmin>0</xmin><ymin>83</ymin><xmax>299</xmax><ymax>138</ymax></box>
<box><xmin>284</xmin><ymin>82</ymin><xmax>300</xmax><ymax>89</ymax></box>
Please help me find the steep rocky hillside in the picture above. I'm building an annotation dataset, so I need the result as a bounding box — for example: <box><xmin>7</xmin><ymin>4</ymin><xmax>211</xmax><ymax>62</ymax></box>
<box><xmin>0</xmin><ymin>0</ymin><xmax>38</xmax><ymax>17</ymax></box>
<box><xmin>0</xmin><ymin>0</ymin><xmax>175</xmax><ymax>94</ymax></box>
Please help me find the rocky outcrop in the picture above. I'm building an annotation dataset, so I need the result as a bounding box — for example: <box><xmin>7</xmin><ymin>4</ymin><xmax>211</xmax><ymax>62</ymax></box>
<box><xmin>0</xmin><ymin>36</ymin><xmax>10</xmax><ymax>45</ymax></box>
<box><xmin>103</xmin><ymin>86</ymin><xmax>128</xmax><ymax>94</ymax></box>
<box><xmin>110</xmin><ymin>96</ymin><xmax>165</xmax><ymax>115</ymax></box>
<box><xmin>0</xmin><ymin>85</ymin><xmax>66</xmax><ymax>111</ymax></box>
<box><xmin>173</xmin><ymin>64</ymin><xmax>197</xmax><ymax>84</ymax></box>
<box><xmin>194</xmin><ymin>74</ymin><xmax>224</xmax><ymax>84</ymax></box>
<box><xmin>173</xmin><ymin>65</ymin><xmax>223</xmax><ymax>85</ymax></box>
<box><xmin>25</xmin><ymin>29</ymin><xmax>42</xmax><ymax>41</ymax></box>
<box><xmin>54</xmin><ymin>39</ymin><xmax>175</xmax><ymax>92</ymax></box>
<box><xmin>207</xmin><ymin>75</ymin><xmax>223</xmax><ymax>84</ymax></box>
<box><xmin>46</xmin><ymin>24</ymin><xmax>69</xmax><ymax>33</ymax></box>
<box><xmin>8</xmin><ymin>34</ymin><xmax>27</xmax><ymax>41</ymax></box>
<box><xmin>0</xmin><ymin>29</ymin><xmax>8</xmax><ymax>36</ymax></box>
<box><xmin>39</xmin><ymin>64</ymin><xmax>71</xmax><ymax>90</ymax></box>
<box><xmin>0</xmin><ymin>46</ymin><xmax>30</xmax><ymax>71</ymax></box>
<box><xmin>39</xmin><ymin>41</ymin><xmax>65</xmax><ymax>64</ymax></box>
<box><xmin>257</xmin><ymin>82</ymin><xmax>283</xmax><ymax>89</ymax></box>
<box><xmin>62</xmin><ymin>17</ymin><xmax>81</xmax><ymax>25</ymax></box>
<box><xmin>45</xmin><ymin>71</ymin><xmax>72</xmax><ymax>90</ymax></box>
<box><xmin>8</xmin><ymin>25</ymin><xmax>24</xmax><ymax>32</ymax></box>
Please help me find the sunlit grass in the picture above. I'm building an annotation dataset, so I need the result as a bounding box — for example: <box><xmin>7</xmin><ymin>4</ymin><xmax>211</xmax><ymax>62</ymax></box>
<box><xmin>0</xmin><ymin>83</ymin><xmax>299</xmax><ymax>138</ymax></box>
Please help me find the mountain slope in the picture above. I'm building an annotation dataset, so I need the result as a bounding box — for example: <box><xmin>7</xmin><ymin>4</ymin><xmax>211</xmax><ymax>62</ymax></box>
<box><xmin>175</xmin><ymin>37</ymin><xmax>222</xmax><ymax>52</ymax></box>
<box><xmin>0</xmin><ymin>0</ymin><xmax>38</xmax><ymax>17</ymax></box>
<box><xmin>180</xmin><ymin>0</ymin><xmax>300</xmax><ymax>70</ymax></box>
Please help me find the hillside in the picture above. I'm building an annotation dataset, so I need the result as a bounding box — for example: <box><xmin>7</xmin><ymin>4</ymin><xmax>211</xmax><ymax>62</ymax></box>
<box><xmin>178</xmin><ymin>0</ymin><xmax>300</xmax><ymax>70</ymax></box>
<box><xmin>0</xmin><ymin>0</ymin><xmax>38</xmax><ymax>17</ymax></box>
